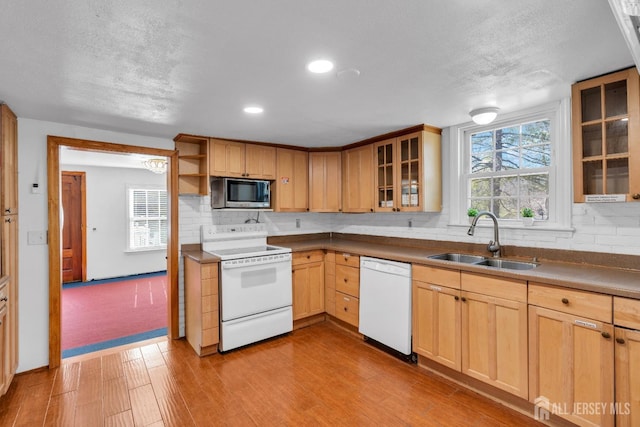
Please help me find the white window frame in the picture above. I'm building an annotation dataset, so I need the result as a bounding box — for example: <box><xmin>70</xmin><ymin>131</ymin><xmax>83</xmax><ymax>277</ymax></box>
<box><xmin>449</xmin><ymin>99</ymin><xmax>572</xmax><ymax>230</ymax></box>
<box><xmin>126</xmin><ymin>185</ymin><xmax>168</xmax><ymax>252</ymax></box>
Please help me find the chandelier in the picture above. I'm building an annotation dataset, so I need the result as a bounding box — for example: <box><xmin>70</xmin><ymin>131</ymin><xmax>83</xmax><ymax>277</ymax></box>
<box><xmin>141</xmin><ymin>158</ymin><xmax>167</xmax><ymax>174</ymax></box>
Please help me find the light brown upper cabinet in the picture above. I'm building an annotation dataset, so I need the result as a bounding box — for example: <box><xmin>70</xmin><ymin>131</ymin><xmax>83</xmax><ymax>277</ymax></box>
<box><xmin>572</xmin><ymin>67</ymin><xmax>640</xmax><ymax>202</ymax></box>
<box><xmin>209</xmin><ymin>138</ymin><xmax>276</xmax><ymax>180</ymax></box>
<box><xmin>174</xmin><ymin>134</ymin><xmax>209</xmax><ymax>196</ymax></box>
<box><xmin>342</xmin><ymin>144</ymin><xmax>374</xmax><ymax>213</ymax></box>
<box><xmin>0</xmin><ymin>105</ymin><xmax>18</xmax><ymax>215</ymax></box>
<box><xmin>309</xmin><ymin>151</ymin><xmax>342</xmax><ymax>212</ymax></box>
<box><xmin>273</xmin><ymin>148</ymin><xmax>308</xmax><ymax>212</ymax></box>
<box><xmin>374</xmin><ymin>128</ymin><xmax>442</xmax><ymax>212</ymax></box>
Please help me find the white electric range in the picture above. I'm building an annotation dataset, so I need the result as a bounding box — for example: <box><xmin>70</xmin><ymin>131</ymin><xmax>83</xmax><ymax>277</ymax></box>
<box><xmin>201</xmin><ymin>224</ymin><xmax>292</xmax><ymax>352</ymax></box>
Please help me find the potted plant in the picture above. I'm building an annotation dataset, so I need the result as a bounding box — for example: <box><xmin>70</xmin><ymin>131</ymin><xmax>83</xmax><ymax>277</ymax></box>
<box><xmin>467</xmin><ymin>207</ymin><xmax>478</xmax><ymax>224</ymax></box>
<box><xmin>521</xmin><ymin>207</ymin><xmax>534</xmax><ymax>226</ymax></box>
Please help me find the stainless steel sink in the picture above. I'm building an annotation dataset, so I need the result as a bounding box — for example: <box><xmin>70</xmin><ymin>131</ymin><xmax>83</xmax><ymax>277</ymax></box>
<box><xmin>427</xmin><ymin>253</ymin><xmax>538</xmax><ymax>270</ymax></box>
<box><xmin>427</xmin><ymin>253</ymin><xmax>486</xmax><ymax>264</ymax></box>
<box><xmin>473</xmin><ymin>258</ymin><xmax>538</xmax><ymax>270</ymax></box>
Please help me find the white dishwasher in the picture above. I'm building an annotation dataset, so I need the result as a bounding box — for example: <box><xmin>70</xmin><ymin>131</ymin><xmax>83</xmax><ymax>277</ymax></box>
<box><xmin>359</xmin><ymin>256</ymin><xmax>413</xmax><ymax>358</ymax></box>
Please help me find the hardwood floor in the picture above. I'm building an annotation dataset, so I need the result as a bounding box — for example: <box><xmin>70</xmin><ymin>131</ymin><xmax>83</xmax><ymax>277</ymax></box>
<box><xmin>0</xmin><ymin>322</ymin><xmax>543</xmax><ymax>426</ymax></box>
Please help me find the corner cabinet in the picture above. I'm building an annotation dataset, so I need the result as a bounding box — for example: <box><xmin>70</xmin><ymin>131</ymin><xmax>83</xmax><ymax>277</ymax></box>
<box><xmin>174</xmin><ymin>134</ymin><xmax>209</xmax><ymax>195</ymax></box>
<box><xmin>571</xmin><ymin>67</ymin><xmax>640</xmax><ymax>202</ymax></box>
<box><xmin>308</xmin><ymin>151</ymin><xmax>342</xmax><ymax>212</ymax></box>
<box><xmin>374</xmin><ymin>128</ymin><xmax>442</xmax><ymax>212</ymax></box>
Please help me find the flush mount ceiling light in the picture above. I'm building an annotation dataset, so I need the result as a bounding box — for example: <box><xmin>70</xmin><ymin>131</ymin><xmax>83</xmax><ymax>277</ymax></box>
<box><xmin>142</xmin><ymin>158</ymin><xmax>167</xmax><ymax>174</ymax></box>
<box><xmin>243</xmin><ymin>106</ymin><xmax>264</xmax><ymax>114</ymax></box>
<box><xmin>307</xmin><ymin>59</ymin><xmax>334</xmax><ymax>74</ymax></box>
<box><xmin>470</xmin><ymin>107</ymin><xmax>500</xmax><ymax>125</ymax></box>
<box><xmin>622</xmin><ymin>0</ymin><xmax>640</xmax><ymax>15</ymax></box>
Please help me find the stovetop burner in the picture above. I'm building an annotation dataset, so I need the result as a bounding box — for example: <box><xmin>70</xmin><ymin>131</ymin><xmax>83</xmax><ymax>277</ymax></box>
<box><xmin>201</xmin><ymin>224</ymin><xmax>291</xmax><ymax>260</ymax></box>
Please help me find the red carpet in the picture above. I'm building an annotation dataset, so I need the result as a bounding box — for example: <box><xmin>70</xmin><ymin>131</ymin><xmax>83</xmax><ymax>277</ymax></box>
<box><xmin>62</xmin><ymin>274</ymin><xmax>167</xmax><ymax>350</ymax></box>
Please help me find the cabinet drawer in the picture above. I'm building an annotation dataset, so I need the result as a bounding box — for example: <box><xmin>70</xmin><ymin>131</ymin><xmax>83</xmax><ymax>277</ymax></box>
<box><xmin>335</xmin><ymin>291</ymin><xmax>359</xmax><ymax>327</ymax></box>
<box><xmin>335</xmin><ymin>265</ymin><xmax>359</xmax><ymax>296</ymax></box>
<box><xmin>614</xmin><ymin>297</ymin><xmax>640</xmax><ymax>329</ymax></box>
<box><xmin>202</xmin><ymin>263</ymin><xmax>218</xmax><ymax>280</ymax></box>
<box><xmin>336</xmin><ymin>253</ymin><xmax>360</xmax><ymax>267</ymax></box>
<box><xmin>413</xmin><ymin>265</ymin><xmax>460</xmax><ymax>289</ymax></box>
<box><xmin>292</xmin><ymin>250</ymin><xmax>325</xmax><ymax>266</ymax></box>
<box><xmin>529</xmin><ymin>282</ymin><xmax>612</xmax><ymax>323</ymax></box>
<box><xmin>202</xmin><ymin>326</ymin><xmax>219</xmax><ymax>347</ymax></box>
<box><xmin>202</xmin><ymin>294</ymin><xmax>218</xmax><ymax>313</ymax></box>
<box><xmin>461</xmin><ymin>272</ymin><xmax>526</xmax><ymax>302</ymax></box>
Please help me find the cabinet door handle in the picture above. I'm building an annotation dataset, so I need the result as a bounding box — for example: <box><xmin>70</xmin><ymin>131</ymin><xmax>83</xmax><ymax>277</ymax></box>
<box><xmin>4</xmin><ymin>218</ymin><xmax>11</xmax><ymax>223</ymax></box>
<box><xmin>632</xmin><ymin>193</ymin><xmax>640</xmax><ymax>200</ymax></box>
<box><xmin>344</xmin><ymin>307</ymin><xmax>348</xmax><ymax>312</ymax></box>
<box><xmin>616</xmin><ymin>337</ymin><xmax>626</xmax><ymax>344</ymax></box>
<box><xmin>0</xmin><ymin>297</ymin><xmax>7</xmax><ymax>302</ymax></box>
<box><xmin>601</xmin><ymin>331</ymin><xmax>611</xmax><ymax>339</ymax></box>
<box><xmin>454</xmin><ymin>296</ymin><xmax>459</xmax><ymax>301</ymax></box>
<box><xmin>4</xmin><ymin>209</ymin><xmax>10</xmax><ymax>214</ymax></box>
<box><xmin>306</xmin><ymin>255</ymin><xmax>310</xmax><ymax>259</ymax></box>
<box><xmin>461</xmin><ymin>297</ymin><xmax>467</xmax><ymax>302</ymax></box>
<box><xmin>561</xmin><ymin>298</ymin><xmax>569</xmax><ymax>305</ymax></box>
<box><xmin>343</xmin><ymin>278</ymin><xmax>348</xmax><ymax>282</ymax></box>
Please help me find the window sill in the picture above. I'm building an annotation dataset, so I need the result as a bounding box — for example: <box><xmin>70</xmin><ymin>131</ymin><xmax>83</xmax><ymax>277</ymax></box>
<box><xmin>125</xmin><ymin>247</ymin><xmax>167</xmax><ymax>253</ymax></box>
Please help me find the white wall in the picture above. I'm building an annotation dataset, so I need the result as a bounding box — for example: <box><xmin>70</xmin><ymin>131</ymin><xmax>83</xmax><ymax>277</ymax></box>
<box><xmin>59</xmin><ymin>164</ymin><xmax>166</xmax><ymax>281</ymax></box>
<box><xmin>18</xmin><ymin>118</ymin><xmax>172</xmax><ymax>372</ymax></box>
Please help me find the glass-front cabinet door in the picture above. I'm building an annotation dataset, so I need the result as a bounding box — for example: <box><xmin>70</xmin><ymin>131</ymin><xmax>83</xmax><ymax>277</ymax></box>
<box><xmin>374</xmin><ymin>132</ymin><xmax>424</xmax><ymax>212</ymax></box>
<box><xmin>375</xmin><ymin>139</ymin><xmax>395</xmax><ymax>212</ymax></box>
<box><xmin>572</xmin><ymin>67</ymin><xmax>640</xmax><ymax>202</ymax></box>
<box><xmin>398</xmin><ymin>133</ymin><xmax>421</xmax><ymax>210</ymax></box>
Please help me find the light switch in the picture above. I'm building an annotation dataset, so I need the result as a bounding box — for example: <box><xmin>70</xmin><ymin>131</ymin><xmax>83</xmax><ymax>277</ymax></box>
<box><xmin>27</xmin><ymin>230</ymin><xmax>47</xmax><ymax>245</ymax></box>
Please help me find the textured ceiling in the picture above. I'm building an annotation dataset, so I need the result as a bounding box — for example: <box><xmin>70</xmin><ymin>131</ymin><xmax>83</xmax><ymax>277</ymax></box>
<box><xmin>0</xmin><ymin>1</ymin><xmax>633</xmax><ymax>147</ymax></box>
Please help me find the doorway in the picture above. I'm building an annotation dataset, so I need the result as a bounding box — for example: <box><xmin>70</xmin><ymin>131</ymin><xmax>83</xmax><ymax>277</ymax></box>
<box><xmin>61</xmin><ymin>171</ymin><xmax>86</xmax><ymax>283</ymax></box>
<box><xmin>47</xmin><ymin>136</ymin><xmax>179</xmax><ymax>369</ymax></box>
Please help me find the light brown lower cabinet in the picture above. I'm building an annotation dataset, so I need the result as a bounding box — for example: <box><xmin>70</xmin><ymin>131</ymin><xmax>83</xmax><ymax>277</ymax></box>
<box><xmin>412</xmin><ymin>265</ymin><xmax>461</xmax><ymax>371</ymax></box>
<box><xmin>614</xmin><ymin>296</ymin><xmax>640</xmax><ymax>427</ymax></box>
<box><xmin>460</xmin><ymin>273</ymin><xmax>528</xmax><ymax>399</ymax></box>
<box><xmin>292</xmin><ymin>250</ymin><xmax>325</xmax><ymax>320</ymax></box>
<box><xmin>184</xmin><ymin>257</ymin><xmax>219</xmax><ymax>356</ymax></box>
<box><xmin>0</xmin><ymin>278</ymin><xmax>7</xmax><ymax>394</ymax></box>
<box><xmin>528</xmin><ymin>304</ymin><xmax>614</xmax><ymax>427</ymax></box>
<box><xmin>615</xmin><ymin>327</ymin><xmax>640</xmax><ymax>427</ymax></box>
<box><xmin>413</xmin><ymin>268</ymin><xmax>527</xmax><ymax>399</ymax></box>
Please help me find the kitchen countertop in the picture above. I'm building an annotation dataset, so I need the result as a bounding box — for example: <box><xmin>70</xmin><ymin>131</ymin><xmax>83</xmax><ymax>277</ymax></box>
<box><xmin>183</xmin><ymin>234</ymin><xmax>640</xmax><ymax>300</ymax></box>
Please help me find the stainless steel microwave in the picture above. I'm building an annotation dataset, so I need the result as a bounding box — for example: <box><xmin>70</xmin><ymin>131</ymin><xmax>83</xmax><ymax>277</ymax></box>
<box><xmin>210</xmin><ymin>177</ymin><xmax>271</xmax><ymax>209</ymax></box>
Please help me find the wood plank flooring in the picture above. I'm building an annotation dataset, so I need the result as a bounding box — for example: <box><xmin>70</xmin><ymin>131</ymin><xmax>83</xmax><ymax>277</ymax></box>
<box><xmin>0</xmin><ymin>322</ymin><xmax>543</xmax><ymax>426</ymax></box>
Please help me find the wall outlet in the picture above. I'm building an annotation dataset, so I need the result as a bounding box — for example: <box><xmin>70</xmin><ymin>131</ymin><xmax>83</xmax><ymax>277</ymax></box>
<box><xmin>296</xmin><ymin>219</ymin><xmax>301</xmax><ymax>228</ymax></box>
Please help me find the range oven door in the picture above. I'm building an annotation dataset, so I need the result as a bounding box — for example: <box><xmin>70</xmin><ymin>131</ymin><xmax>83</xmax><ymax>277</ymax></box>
<box><xmin>219</xmin><ymin>253</ymin><xmax>292</xmax><ymax>322</ymax></box>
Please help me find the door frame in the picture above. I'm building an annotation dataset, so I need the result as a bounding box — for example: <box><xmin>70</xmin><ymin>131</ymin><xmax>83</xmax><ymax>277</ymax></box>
<box><xmin>61</xmin><ymin>171</ymin><xmax>87</xmax><ymax>283</ymax></box>
<box><xmin>47</xmin><ymin>135</ymin><xmax>179</xmax><ymax>369</ymax></box>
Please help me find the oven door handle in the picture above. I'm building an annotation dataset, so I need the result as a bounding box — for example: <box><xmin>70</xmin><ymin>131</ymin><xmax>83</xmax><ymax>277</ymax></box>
<box><xmin>221</xmin><ymin>257</ymin><xmax>291</xmax><ymax>270</ymax></box>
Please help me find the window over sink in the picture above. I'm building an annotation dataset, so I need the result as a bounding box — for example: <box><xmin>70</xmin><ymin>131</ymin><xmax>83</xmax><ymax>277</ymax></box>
<box><xmin>449</xmin><ymin>99</ymin><xmax>572</xmax><ymax>229</ymax></box>
<box><xmin>469</xmin><ymin>119</ymin><xmax>551</xmax><ymax>220</ymax></box>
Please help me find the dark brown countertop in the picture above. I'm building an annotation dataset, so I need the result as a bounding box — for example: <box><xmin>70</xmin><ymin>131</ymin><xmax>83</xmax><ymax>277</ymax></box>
<box><xmin>183</xmin><ymin>234</ymin><xmax>640</xmax><ymax>300</ymax></box>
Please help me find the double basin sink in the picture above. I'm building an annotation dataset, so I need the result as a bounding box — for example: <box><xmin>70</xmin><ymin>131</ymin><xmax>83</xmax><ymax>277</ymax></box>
<box><xmin>428</xmin><ymin>253</ymin><xmax>538</xmax><ymax>270</ymax></box>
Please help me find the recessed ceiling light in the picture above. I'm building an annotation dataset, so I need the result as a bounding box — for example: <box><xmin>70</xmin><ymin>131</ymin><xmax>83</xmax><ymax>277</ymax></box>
<box><xmin>243</xmin><ymin>106</ymin><xmax>264</xmax><ymax>114</ymax></box>
<box><xmin>307</xmin><ymin>59</ymin><xmax>334</xmax><ymax>74</ymax></box>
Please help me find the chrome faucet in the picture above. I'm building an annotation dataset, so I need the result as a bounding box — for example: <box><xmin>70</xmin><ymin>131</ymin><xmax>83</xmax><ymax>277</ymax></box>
<box><xmin>467</xmin><ymin>211</ymin><xmax>501</xmax><ymax>258</ymax></box>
